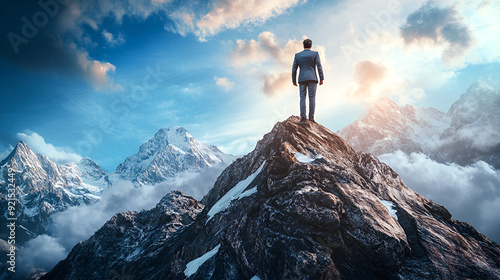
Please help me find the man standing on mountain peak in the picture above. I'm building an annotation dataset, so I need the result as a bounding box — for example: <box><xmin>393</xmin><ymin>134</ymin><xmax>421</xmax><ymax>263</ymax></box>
<box><xmin>292</xmin><ymin>38</ymin><xmax>324</xmax><ymax>123</ymax></box>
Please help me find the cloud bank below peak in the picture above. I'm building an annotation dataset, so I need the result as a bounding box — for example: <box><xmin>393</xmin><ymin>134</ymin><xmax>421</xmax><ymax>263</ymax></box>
<box><xmin>379</xmin><ymin>151</ymin><xmax>500</xmax><ymax>244</ymax></box>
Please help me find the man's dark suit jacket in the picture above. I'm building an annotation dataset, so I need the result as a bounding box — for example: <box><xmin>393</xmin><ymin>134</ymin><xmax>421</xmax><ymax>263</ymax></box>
<box><xmin>292</xmin><ymin>49</ymin><xmax>324</xmax><ymax>84</ymax></box>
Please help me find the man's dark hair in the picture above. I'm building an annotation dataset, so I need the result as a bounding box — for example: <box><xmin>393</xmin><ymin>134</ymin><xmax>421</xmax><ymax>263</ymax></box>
<box><xmin>303</xmin><ymin>39</ymin><xmax>312</xmax><ymax>48</ymax></box>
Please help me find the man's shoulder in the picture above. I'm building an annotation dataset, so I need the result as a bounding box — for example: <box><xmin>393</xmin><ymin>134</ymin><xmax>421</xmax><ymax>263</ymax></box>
<box><xmin>296</xmin><ymin>50</ymin><xmax>313</xmax><ymax>56</ymax></box>
<box><xmin>300</xmin><ymin>49</ymin><xmax>318</xmax><ymax>55</ymax></box>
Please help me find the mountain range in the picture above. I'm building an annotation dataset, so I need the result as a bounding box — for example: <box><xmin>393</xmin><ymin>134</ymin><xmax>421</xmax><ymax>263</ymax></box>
<box><xmin>0</xmin><ymin>127</ymin><xmax>233</xmax><ymax>279</ymax></box>
<box><xmin>0</xmin><ymin>141</ymin><xmax>108</xmax><ymax>244</ymax></box>
<box><xmin>41</xmin><ymin>116</ymin><xmax>500</xmax><ymax>280</ymax></box>
<box><xmin>338</xmin><ymin>80</ymin><xmax>500</xmax><ymax>169</ymax></box>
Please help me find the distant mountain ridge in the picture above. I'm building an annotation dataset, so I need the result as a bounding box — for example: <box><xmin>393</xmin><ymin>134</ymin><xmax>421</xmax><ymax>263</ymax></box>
<box><xmin>0</xmin><ymin>126</ymin><xmax>232</xmax><ymax>245</ymax></box>
<box><xmin>338</xmin><ymin>80</ymin><xmax>500</xmax><ymax>168</ymax></box>
<box><xmin>337</xmin><ymin>96</ymin><xmax>449</xmax><ymax>155</ymax></box>
<box><xmin>0</xmin><ymin>126</ymin><xmax>233</xmax><ymax>279</ymax></box>
<box><xmin>0</xmin><ymin>141</ymin><xmax>109</xmax><ymax>244</ymax></box>
<box><xmin>113</xmin><ymin>126</ymin><xmax>234</xmax><ymax>186</ymax></box>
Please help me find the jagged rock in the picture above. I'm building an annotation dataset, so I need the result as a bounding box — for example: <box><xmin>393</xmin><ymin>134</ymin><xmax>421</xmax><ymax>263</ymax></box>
<box><xmin>42</xmin><ymin>116</ymin><xmax>500</xmax><ymax>280</ymax></box>
<box><xmin>42</xmin><ymin>191</ymin><xmax>203</xmax><ymax>280</ymax></box>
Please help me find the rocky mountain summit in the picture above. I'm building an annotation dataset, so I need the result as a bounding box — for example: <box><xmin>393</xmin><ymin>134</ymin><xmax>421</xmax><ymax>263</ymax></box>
<box><xmin>43</xmin><ymin>116</ymin><xmax>500</xmax><ymax>280</ymax></box>
<box><xmin>338</xmin><ymin>80</ymin><xmax>500</xmax><ymax>168</ymax></box>
<box><xmin>113</xmin><ymin>126</ymin><xmax>234</xmax><ymax>186</ymax></box>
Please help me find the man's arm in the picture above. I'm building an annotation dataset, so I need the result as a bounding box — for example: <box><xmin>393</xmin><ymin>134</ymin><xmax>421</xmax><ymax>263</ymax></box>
<box><xmin>292</xmin><ymin>55</ymin><xmax>298</xmax><ymax>86</ymax></box>
<box><xmin>315</xmin><ymin>52</ymin><xmax>324</xmax><ymax>85</ymax></box>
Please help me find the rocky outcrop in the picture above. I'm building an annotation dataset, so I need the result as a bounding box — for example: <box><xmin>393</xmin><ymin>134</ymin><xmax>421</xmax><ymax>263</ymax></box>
<box><xmin>43</xmin><ymin>116</ymin><xmax>500</xmax><ymax>280</ymax></box>
<box><xmin>42</xmin><ymin>191</ymin><xmax>203</xmax><ymax>280</ymax></box>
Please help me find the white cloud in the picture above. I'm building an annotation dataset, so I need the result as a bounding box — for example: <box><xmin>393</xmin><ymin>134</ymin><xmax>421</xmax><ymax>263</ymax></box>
<box><xmin>57</xmin><ymin>0</ymin><xmax>171</xmax><ymax>35</ymax></box>
<box><xmin>214</xmin><ymin>76</ymin><xmax>234</xmax><ymax>90</ymax></box>
<box><xmin>102</xmin><ymin>30</ymin><xmax>125</xmax><ymax>46</ymax></box>
<box><xmin>1</xmin><ymin>1</ymin><xmax>128</xmax><ymax>90</ymax></box>
<box><xmin>262</xmin><ymin>71</ymin><xmax>289</xmax><ymax>96</ymax></box>
<box><xmin>17</xmin><ymin>235</ymin><xmax>67</xmax><ymax>275</ymax></box>
<box><xmin>231</xmin><ymin>38</ymin><xmax>268</xmax><ymax>67</ymax></box>
<box><xmin>462</xmin><ymin>1</ymin><xmax>500</xmax><ymax>65</ymax></box>
<box><xmin>180</xmin><ymin>83</ymin><xmax>203</xmax><ymax>95</ymax></box>
<box><xmin>194</xmin><ymin>0</ymin><xmax>300</xmax><ymax>40</ymax></box>
<box><xmin>379</xmin><ymin>151</ymin><xmax>500</xmax><ymax>243</ymax></box>
<box><xmin>347</xmin><ymin>60</ymin><xmax>388</xmax><ymax>101</ymax></box>
<box><xmin>77</xmin><ymin>50</ymin><xmax>119</xmax><ymax>91</ymax></box>
<box><xmin>16</xmin><ymin>132</ymin><xmax>82</xmax><ymax>164</ymax></box>
<box><xmin>164</xmin><ymin>0</ymin><xmax>302</xmax><ymax>40</ymax></box>
<box><xmin>54</xmin><ymin>0</ymin><xmax>173</xmax><ymax>88</ymax></box>
<box><xmin>165</xmin><ymin>9</ymin><xmax>196</xmax><ymax>37</ymax></box>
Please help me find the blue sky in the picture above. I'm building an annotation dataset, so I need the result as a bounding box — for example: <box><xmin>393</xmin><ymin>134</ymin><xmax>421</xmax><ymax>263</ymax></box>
<box><xmin>1</xmin><ymin>0</ymin><xmax>500</xmax><ymax>171</ymax></box>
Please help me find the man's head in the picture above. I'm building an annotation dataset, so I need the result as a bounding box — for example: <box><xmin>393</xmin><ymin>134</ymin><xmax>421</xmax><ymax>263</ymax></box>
<box><xmin>303</xmin><ymin>39</ymin><xmax>312</xmax><ymax>49</ymax></box>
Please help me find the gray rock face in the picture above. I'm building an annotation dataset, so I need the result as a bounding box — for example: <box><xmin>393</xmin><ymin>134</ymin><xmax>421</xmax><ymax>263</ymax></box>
<box><xmin>42</xmin><ymin>116</ymin><xmax>500</xmax><ymax>280</ymax></box>
<box><xmin>338</xmin><ymin>80</ymin><xmax>500</xmax><ymax>169</ymax></box>
<box><xmin>113</xmin><ymin>127</ymin><xmax>234</xmax><ymax>186</ymax></box>
<box><xmin>42</xmin><ymin>191</ymin><xmax>203</xmax><ymax>280</ymax></box>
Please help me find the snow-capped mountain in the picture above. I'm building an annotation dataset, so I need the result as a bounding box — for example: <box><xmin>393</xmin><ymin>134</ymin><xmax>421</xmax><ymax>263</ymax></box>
<box><xmin>338</xmin><ymin>80</ymin><xmax>500</xmax><ymax>168</ymax></box>
<box><xmin>0</xmin><ymin>141</ymin><xmax>109</xmax><ymax>244</ymax></box>
<box><xmin>43</xmin><ymin>116</ymin><xmax>500</xmax><ymax>280</ymax></box>
<box><xmin>338</xmin><ymin>96</ymin><xmax>449</xmax><ymax>155</ymax></box>
<box><xmin>113</xmin><ymin>126</ymin><xmax>234</xmax><ymax>186</ymax></box>
<box><xmin>435</xmin><ymin>80</ymin><xmax>500</xmax><ymax>167</ymax></box>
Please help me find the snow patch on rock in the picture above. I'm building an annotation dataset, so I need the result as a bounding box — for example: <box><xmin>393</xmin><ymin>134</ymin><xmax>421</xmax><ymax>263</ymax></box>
<box><xmin>206</xmin><ymin>162</ymin><xmax>265</xmax><ymax>223</ymax></box>
<box><xmin>381</xmin><ymin>200</ymin><xmax>398</xmax><ymax>220</ymax></box>
<box><xmin>184</xmin><ymin>244</ymin><xmax>221</xmax><ymax>277</ymax></box>
<box><xmin>295</xmin><ymin>152</ymin><xmax>323</xmax><ymax>163</ymax></box>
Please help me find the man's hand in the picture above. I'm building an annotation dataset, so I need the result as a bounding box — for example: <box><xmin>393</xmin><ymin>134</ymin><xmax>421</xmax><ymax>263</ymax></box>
<box><xmin>319</xmin><ymin>80</ymin><xmax>324</xmax><ymax>85</ymax></box>
<box><xmin>293</xmin><ymin>83</ymin><xmax>298</xmax><ymax>86</ymax></box>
